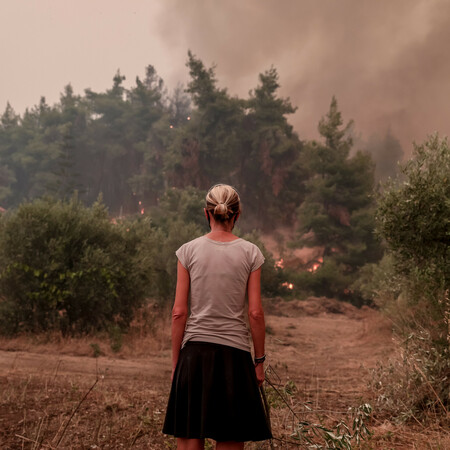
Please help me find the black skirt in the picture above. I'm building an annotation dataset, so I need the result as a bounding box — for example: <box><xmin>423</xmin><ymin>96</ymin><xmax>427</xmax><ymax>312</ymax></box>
<box><xmin>163</xmin><ymin>341</ymin><xmax>272</xmax><ymax>442</ymax></box>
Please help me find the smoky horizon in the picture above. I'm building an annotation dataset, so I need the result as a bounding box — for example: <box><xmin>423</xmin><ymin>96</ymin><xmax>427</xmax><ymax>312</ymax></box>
<box><xmin>1</xmin><ymin>0</ymin><xmax>449</xmax><ymax>156</ymax></box>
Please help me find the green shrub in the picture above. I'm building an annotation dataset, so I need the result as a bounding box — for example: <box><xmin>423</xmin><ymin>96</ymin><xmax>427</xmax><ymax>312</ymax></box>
<box><xmin>132</xmin><ymin>216</ymin><xmax>204</xmax><ymax>302</ymax></box>
<box><xmin>0</xmin><ymin>197</ymin><xmax>152</xmax><ymax>334</ymax></box>
<box><xmin>369</xmin><ymin>134</ymin><xmax>450</xmax><ymax>422</ymax></box>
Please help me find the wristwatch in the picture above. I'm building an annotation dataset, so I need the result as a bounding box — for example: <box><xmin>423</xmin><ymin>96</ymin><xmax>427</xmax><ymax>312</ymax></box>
<box><xmin>254</xmin><ymin>354</ymin><xmax>266</xmax><ymax>365</ymax></box>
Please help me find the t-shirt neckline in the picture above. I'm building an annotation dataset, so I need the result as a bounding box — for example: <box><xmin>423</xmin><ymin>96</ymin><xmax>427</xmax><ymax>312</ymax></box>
<box><xmin>203</xmin><ymin>236</ymin><xmax>242</xmax><ymax>245</ymax></box>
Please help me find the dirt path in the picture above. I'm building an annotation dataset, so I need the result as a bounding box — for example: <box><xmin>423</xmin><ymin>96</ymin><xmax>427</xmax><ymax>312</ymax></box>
<box><xmin>0</xmin><ymin>349</ymin><xmax>170</xmax><ymax>383</ymax></box>
<box><xmin>0</xmin><ymin>302</ymin><xmax>390</xmax><ymax>413</ymax></box>
<box><xmin>264</xmin><ymin>305</ymin><xmax>392</xmax><ymax>412</ymax></box>
<box><xmin>1</xmin><ymin>300</ymin><xmax>446</xmax><ymax>449</ymax></box>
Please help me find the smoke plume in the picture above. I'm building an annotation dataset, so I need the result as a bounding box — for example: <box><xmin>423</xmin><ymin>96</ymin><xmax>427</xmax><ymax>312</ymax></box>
<box><xmin>155</xmin><ymin>0</ymin><xmax>450</xmax><ymax>155</ymax></box>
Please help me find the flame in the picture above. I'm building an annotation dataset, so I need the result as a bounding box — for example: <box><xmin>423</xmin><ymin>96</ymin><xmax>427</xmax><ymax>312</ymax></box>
<box><xmin>140</xmin><ymin>208</ymin><xmax>145</xmax><ymax>215</ymax></box>
<box><xmin>169</xmin><ymin>125</ymin><xmax>174</xmax><ymax>129</ymax></box>
<box><xmin>281</xmin><ymin>282</ymin><xmax>294</xmax><ymax>290</ymax></box>
<box><xmin>307</xmin><ymin>262</ymin><xmax>321</xmax><ymax>272</ymax></box>
<box><xmin>187</xmin><ymin>116</ymin><xmax>191</xmax><ymax>120</ymax></box>
<box><xmin>274</xmin><ymin>258</ymin><xmax>284</xmax><ymax>269</ymax></box>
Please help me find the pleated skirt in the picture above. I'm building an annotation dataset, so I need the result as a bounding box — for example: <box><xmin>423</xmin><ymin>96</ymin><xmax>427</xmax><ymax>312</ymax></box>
<box><xmin>163</xmin><ymin>341</ymin><xmax>272</xmax><ymax>442</ymax></box>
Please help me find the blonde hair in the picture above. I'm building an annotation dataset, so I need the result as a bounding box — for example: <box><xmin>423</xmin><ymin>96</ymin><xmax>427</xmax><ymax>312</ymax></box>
<box><xmin>205</xmin><ymin>184</ymin><xmax>241</xmax><ymax>221</ymax></box>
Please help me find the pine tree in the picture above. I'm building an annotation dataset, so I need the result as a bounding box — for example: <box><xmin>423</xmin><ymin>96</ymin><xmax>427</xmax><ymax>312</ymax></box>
<box><xmin>297</xmin><ymin>97</ymin><xmax>381</xmax><ymax>300</ymax></box>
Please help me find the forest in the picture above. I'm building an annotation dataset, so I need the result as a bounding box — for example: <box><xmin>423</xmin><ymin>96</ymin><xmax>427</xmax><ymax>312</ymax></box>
<box><xmin>0</xmin><ymin>53</ymin><xmax>448</xmax><ymax>440</ymax></box>
<box><xmin>0</xmin><ymin>52</ymin><xmax>399</xmax><ymax>307</ymax></box>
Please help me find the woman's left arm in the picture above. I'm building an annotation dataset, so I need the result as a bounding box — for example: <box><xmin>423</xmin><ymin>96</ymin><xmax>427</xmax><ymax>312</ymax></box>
<box><xmin>171</xmin><ymin>261</ymin><xmax>190</xmax><ymax>379</ymax></box>
<box><xmin>248</xmin><ymin>267</ymin><xmax>266</xmax><ymax>386</ymax></box>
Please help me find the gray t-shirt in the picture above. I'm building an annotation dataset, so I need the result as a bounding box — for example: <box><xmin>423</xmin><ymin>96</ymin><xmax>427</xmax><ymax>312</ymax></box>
<box><xmin>176</xmin><ymin>236</ymin><xmax>265</xmax><ymax>352</ymax></box>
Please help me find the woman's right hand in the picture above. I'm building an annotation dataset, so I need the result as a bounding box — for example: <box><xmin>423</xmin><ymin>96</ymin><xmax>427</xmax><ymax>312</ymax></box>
<box><xmin>255</xmin><ymin>363</ymin><xmax>265</xmax><ymax>386</ymax></box>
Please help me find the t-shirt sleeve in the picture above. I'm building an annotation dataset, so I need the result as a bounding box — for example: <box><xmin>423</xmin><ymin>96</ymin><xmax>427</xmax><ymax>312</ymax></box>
<box><xmin>250</xmin><ymin>245</ymin><xmax>265</xmax><ymax>272</ymax></box>
<box><xmin>175</xmin><ymin>243</ymin><xmax>189</xmax><ymax>270</ymax></box>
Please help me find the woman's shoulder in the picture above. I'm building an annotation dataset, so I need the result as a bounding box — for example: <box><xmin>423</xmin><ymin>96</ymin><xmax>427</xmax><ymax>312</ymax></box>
<box><xmin>236</xmin><ymin>237</ymin><xmax>262</xmax><ymax>251</ymax></box>
<box><xmin>178</xmin><ymin>235</ymin><xmax>206</xmax><ymax>250</ymax></box>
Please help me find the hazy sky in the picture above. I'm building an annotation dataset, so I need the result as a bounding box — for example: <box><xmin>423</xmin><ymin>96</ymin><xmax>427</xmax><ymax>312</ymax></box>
<box><xmin>1</xmin><ymin>0</ymin><xmax>449</xmax><ymax>154</ymax></box>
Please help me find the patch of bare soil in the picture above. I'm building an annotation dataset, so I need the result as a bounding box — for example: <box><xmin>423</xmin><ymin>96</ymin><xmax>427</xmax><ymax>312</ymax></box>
<box><xmin>0</xmin><ymin>299</ymin><xmax>448</xmax><ymax>449</ymax></box>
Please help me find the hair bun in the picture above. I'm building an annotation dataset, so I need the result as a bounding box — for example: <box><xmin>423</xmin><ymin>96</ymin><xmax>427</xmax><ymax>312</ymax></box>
<box><xmin>214</xmin><ymin>202</ymin><xmax>229</xmax><ymax>218</ymax></box>
<box><xmin>205</xmin><ymin>184</ymin><xmax>240</xmax><ymax>222</ymax></box>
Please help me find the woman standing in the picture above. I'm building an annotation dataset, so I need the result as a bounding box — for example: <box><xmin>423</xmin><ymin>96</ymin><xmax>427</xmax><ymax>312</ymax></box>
<box><xmin>163</xmin><ymin>184</ymin><xmax>272</xmax><ymax>449</ymax></box>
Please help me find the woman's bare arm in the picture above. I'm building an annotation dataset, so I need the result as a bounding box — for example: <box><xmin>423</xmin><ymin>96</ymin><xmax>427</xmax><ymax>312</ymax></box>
<box><xmin>171</xmin><ymin>261</ymin><xmax>190</xmax><ymax>376</ymax></box>
<box><xmin>247</xmin><ymin>267</ymin><xmax>265</xmax><ymax>386</ymax></box>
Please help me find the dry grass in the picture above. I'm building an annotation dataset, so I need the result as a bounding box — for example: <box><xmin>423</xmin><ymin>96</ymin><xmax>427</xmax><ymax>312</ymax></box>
<box><xmin>1</xmin><ymin>302</ymin><xmax>449</xmax><ymax>449</ymax></box>
<box><xmin>0</xmin><ymin>303</ymin><xmax>172</xmax><ymax>359</ymax></box>
<box><xmin>1</xmin><ymin>366</ymin><xmax>173</xmax><ymax>448</ymax></box>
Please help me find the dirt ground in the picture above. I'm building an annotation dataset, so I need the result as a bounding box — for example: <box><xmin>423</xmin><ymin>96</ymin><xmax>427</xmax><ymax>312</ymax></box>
<box><xmin>0</xmin><ymin>298</ymin><xmax>448</xmax><ymax>449</ymax></box>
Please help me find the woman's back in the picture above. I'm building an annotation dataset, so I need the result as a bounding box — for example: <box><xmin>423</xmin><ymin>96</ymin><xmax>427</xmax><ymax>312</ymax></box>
<box><xmin>178</xmin><ymin>235</ymin><xmax>264</xmax><ymax>351</ymax></box>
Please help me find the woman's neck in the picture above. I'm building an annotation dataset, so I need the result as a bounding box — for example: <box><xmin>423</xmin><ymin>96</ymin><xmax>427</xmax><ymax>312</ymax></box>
<box><xmin>207</xmin><ymin>226</ymin><xmax>239</xmax><ymax>242</ymax></box>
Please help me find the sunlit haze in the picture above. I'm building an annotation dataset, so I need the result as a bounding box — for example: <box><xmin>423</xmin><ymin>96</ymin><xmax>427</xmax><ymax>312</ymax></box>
<box><xmin>1</xmin><ymin>0</ymin><xmax>449</xmax><ymax>152</ymax></box>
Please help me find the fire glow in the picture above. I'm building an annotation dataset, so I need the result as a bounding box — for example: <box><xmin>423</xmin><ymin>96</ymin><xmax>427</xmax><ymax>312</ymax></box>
<box><xmin>282</xmin><ymin>282</ymin><xmax>294</xmax><ymax>290</ymax></box>
<box><xmin>307</xmin><ymin>257</ymin><xmax>323</xmax><ymax>273</ymax></box>
<box><xmin>274</xmin><ymin>258</ymin><xmax>284</xmax><ymax>269</ymax></box>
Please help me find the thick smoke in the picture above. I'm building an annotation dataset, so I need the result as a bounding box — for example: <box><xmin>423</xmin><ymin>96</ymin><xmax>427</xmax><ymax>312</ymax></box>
<box><xmin>156</xmin><ymin>0</ymin><xmax>450</xmax><ymax>156</ymax></box>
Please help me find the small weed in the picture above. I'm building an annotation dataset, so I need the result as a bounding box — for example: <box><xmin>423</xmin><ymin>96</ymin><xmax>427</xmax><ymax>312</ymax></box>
<box><xmin>108</xmin><ymin>325</ymin><xmax>123</xmax><ymax>353</ymax></box>
<box><xmin>90</xmin><ymin>343</ymin><xmax>103</xmax><ymax>358</ymax></box>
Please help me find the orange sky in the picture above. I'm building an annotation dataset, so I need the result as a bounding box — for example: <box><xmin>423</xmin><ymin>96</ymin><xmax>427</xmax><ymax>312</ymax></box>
<box><xmin>1</xmin><ymin>0</ymin><xmax>449</xmax><ymax>154</ymax></box>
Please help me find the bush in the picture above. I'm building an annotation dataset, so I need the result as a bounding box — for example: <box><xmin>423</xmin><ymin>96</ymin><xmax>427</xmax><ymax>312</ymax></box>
<box><xmin>131</xmin><ymin>216</ymin><xmax>204</xmax><ymax>302</ymax></box>
<box><xmin>369</xmin><ymin>134</ymin><xmax>450</xmax><ymax>422</ymax></box>
<box><xmin>293</xmin><ymin>259</ymin><xmax>353</xmax><ymax>300</ymax></box>
<box><xmin>371</xmin><ymin>329</ymin><xmax>450</xmax><ymax>423</ymax></box>
<box><xmin>0</xmin><ymin>188</ymin><xmax>282</xmax><ymax>335</ymax></box>
<box><xmin>376</xmin><ymin>134</ymin><xmax>449</xmax><ymax>344</ymax></box>
<box><xmin>0</xmin><ymin>197</ymin><xmax>152</xmax><ymax>335</ymax></box>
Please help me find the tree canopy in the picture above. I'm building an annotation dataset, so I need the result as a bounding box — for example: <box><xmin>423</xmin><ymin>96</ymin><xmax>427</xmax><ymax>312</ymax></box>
<box><xmin>0</xmin><ymin>53</ymin><xmax>392</xmax><ymax>303</ymax></box>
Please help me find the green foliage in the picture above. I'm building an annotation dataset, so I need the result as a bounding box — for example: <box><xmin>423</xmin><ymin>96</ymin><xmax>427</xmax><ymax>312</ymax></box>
<box><xmin>375</xmin><ymin>134</ymin><xmax>449</xmax><ymax>340</ymax></box>
<box><xmin>117</xmin><ymin>212</ymin><xmax>204</xmax><ymax>305</ymax></box>
<box><xmin>292</xmin><ymin>404</ymin><xmax>373</xmax><ymax>449</ymax></box>
<box><xmin>0</xmin><ymin>197</ymin><xmax>151</xmax><ymax>334</ymax></box>
<box><xmin>89</xmin><ymin>342</ymin><xmax>103</xmax><ymax>358</ymax></box>
<box><xmin>0</xmin><ymin>57</ymin><xmax>388</xmax><ymax>311</ymax></box>
<box><xmin>369</xmin><ymin>134</ymin><xmax>450</xmax><ymax>423</ymax></box>
<box><xmin>376</xmin><ymin>134</ymin><xmax>449</xmax><ymax>294</ymax></box>
<box><xmin>108</xmin><ymin>324</ymin><xmax>124</xmax><ymax>353</ymax></box>
<box><xmin>351</xmin><ymin>254</ymin><xmax>402</xmax><ymax>306</ymax></box>
<box><xmin>242</xmin><ymin>66</ymin><xmax>304</xmax><ymax>228</ymax></box>
<box><xmin>296</xmin><ymin>97</ymin><xmax>382</xmax><ymax>302</ymax></box>
<box><xmin>293</xmin><ymin>259</ymin><xmax>354</xmax><ymax>300</ymax></box>
<box><xmin>0</xmin><ymin>55</ymin><xmax>308</xmax><ymax>231</ymax></box>
<box><xmin>150</xmin><ymin>186</ymin><xmax>208</xmax><ymax>231</ymax></box>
